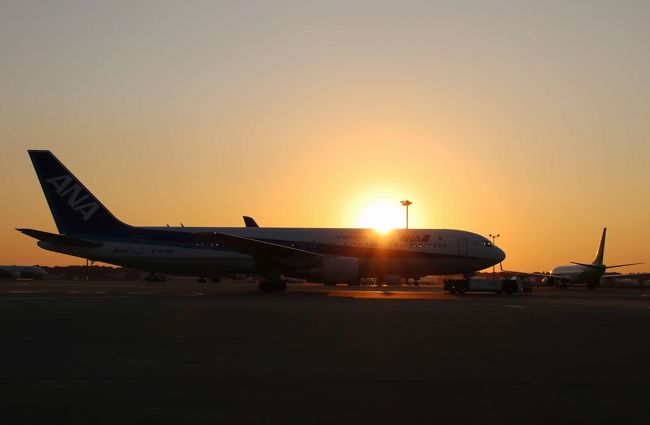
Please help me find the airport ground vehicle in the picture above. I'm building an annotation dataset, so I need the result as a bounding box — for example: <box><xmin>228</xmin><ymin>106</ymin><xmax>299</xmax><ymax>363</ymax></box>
<box><xmin>444</xmin><ymin>277</ymin><xmax>533</xmax><ymax>294</ymax></box>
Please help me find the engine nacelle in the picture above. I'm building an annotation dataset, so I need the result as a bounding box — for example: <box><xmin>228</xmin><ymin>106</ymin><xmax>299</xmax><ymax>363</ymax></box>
<box><xmin>320</xmin><ymin>256</ymin><xmax>360</xmax><ymax>285</ymax></box>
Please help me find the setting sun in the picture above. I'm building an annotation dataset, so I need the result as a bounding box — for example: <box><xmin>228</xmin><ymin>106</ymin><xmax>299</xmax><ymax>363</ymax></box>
<box><xmin>356</xmin><ymin>200</ymin><xmax>404</xmax><ymax>233</ymax></box>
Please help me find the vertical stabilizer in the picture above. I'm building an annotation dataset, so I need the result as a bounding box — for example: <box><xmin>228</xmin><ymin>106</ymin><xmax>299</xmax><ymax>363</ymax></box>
<box><xmin>592</xmin><ymin>227</ymin><xmax>606</xmax><ymax>265</ymax></box>
<box><xmin>28</xmin><ymin>150</ymin><xmax>128</xmax><ymax>235</ymax></box>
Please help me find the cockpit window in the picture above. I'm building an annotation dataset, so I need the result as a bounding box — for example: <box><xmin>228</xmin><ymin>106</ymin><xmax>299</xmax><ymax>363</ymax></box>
<box><xmin>484</xmin><ymin>241</ymin><xmax>493</xmax><ymax>247</ymax></box>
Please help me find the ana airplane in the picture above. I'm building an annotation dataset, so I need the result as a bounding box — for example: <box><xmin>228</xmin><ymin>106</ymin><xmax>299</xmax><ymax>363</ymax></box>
<box><xmin>541</xmin><ymin>228</ymin><xmax>643</xmax><ymax>289</ymax></box>
<box><xmin>18</xmin><ymin>150</ymin><xmax>505</xmax><ymax>292</ymax></box>
<box><xmin>0</xmin><ymin>265</ymin><xmax>47</xmax><ymax>280</ymax></box>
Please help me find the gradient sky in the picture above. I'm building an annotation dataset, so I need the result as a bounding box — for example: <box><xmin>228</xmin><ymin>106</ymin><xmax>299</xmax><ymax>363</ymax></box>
<box><xmin>1</xmin><ymin>0</ymin><xmax>649</xmax><ymax>272</ymax></box>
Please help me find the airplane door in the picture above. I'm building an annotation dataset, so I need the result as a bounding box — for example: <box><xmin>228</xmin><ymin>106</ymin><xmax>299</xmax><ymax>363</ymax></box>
<box><xmin>131</xmin><ymin>235</ymin><xmax>143</xmax><ymax>254</ymax></box>
<box><xmin>458</xmin><ymin>238</ymin><xmax>468</xmax><ymax>256</ymax></box>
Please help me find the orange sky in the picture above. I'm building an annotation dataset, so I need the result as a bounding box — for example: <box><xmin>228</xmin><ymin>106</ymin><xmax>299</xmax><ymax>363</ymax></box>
<box><xmin>1</xmin><ymin>1</ymin><xmax>649</xmax><ymax>272</ymax></box>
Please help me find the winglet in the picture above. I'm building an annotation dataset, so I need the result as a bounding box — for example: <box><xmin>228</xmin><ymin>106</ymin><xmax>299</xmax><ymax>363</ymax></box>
<box><xmin>243</xmin><ymin>216</ymin><xmax>260</xmax><ymax>228</ymax></box>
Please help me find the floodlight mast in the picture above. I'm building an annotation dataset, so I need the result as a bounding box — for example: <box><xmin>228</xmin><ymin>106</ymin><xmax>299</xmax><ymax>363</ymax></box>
<box><xmin>401</xmin><ymin>200</ymin><xmax>412</xmax><ymax>229</ymax></box>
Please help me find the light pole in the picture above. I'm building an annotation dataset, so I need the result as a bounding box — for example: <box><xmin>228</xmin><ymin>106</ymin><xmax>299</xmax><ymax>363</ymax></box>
<box><xmin>401</xmin><ymin>200</ymin><xmax>412</xmax><ymax>229</ymax></box>
<box><xmin>489</xmin><ymin>233</ymin><xmax>500</xmax><ymax>275</ymax></box>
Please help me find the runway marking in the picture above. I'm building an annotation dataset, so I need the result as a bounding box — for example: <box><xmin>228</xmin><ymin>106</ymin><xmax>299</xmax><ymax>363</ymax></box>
<box><xmin>0</xmin><ymin>295</ymin><xmax>152</xmax><ymax>301</ymax></box>
<box><xmin>504</xmin><ymin>304</ymin><xmax>525</xmax><ymax>309</ymax></box>
<box><xmin>0</xmin><ymin>297</ymin><xmax>48</xmax><ymax>301</ymax></box>
<box><xmin>8</xmin><ymin>291</ymin><xmax>47</xmax><ymax>294</ymax></box>
<box><xmin>327</xmin><ymin>290</ymin><xmax>443</xmax><ymax>300</ymax></box>
<box><xmin>65</xmin><ymin>291</ymin><xmax>107</xmax><ymax>294</ymax></box>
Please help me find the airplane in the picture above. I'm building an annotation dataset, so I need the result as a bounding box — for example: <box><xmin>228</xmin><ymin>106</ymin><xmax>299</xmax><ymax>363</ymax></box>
<box><xmin>540</xmin><ymin>228</ymin><xmax>643</xmax><ymax>289</ymax></box>
<box><xmin>0</xmin><ymin>265</ymin><xmax>47</xmax><ymax>280</ymax></box>
<box><xmin>600</xmin><ymin>272</ymin><xmax>650</xmax><ymax>287</ymax></box>
<box><xmin>18</xmin><ymin>150</ymin><xmax>506</xmax><ymax>292</ymax></box>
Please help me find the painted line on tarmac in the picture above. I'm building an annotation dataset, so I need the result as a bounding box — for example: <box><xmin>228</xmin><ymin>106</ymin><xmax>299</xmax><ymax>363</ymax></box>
<box><xmin>7</xmin><ymin>290</ymin><xmax>47</xmax><ymax>294</ymax></box>
<box><xmin>65</xmin><ymin>291</ymin><xmax>108</xmax><ymax>294</ymax></box>
<box><xmin>504</xmin><ymin>304</ymin><xmax>525</xmax><ymax>309</ymax></box>
<box><xmin>0</xmin><ymin>294</ymin><xmax>156</xmax><ymax>301</ymax></box>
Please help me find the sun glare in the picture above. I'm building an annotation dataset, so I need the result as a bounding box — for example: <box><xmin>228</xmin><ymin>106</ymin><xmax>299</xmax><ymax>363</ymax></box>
<box><xmin>357</xmin><ymin>200</ymin><xmax>404</xmax><ymax>233</ymax></box>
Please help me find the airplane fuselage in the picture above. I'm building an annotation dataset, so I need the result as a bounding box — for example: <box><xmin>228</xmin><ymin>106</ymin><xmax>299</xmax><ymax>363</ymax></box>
<box><xmin>21</xmin><ymin>150</ymin><xmax>507</xmax><ymax>289</ymax></box>
<box><xmin>38</xmin><ymin>227</ymin><xmax>504</xmax><ymax>280</ymax></box>
<box><xmin>549</xmin><ymin>264</ymin><xmax>605</xmax><ymax>286</ymax></box>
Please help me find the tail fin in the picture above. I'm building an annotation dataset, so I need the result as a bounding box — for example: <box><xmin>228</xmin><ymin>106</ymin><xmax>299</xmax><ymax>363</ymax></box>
<box><xmin>592</xmin><ymin>227</ymin><xmax>606</xmax><ymax>266</ymax></box>
<box><xmin>28</xmin><ymin>150</ymin><xmax>128</xmax><ymax>235</ymax></box>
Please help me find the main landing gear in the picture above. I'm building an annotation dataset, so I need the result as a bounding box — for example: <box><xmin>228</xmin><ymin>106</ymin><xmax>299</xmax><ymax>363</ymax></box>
<box><xmin>259</xmin><ymin>280</ymin><xmax>287</xmax><ymax>293</ymax></box>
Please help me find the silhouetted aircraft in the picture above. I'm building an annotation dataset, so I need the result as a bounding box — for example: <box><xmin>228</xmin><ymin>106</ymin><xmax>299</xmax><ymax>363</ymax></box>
<box><xmin>539</xmin><ymin>228</ymin><xmax>643</xmax><ymax>289</ymax></box>
<box><xmin>0</xmin><ymin>265</ymin><xmax>47</xmax><ymax>280</ymax></box>
<box><xmin>18</xmin><ymin>150</ymin><xmax>505</xmax><ymax>292</ymax></box>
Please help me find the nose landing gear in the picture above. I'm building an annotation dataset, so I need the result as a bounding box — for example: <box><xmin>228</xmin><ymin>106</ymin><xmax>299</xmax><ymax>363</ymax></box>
<box><xmin>259</xmin><ymin>280</ymin><xmax>288</xmax><ymax>292</ymax></box>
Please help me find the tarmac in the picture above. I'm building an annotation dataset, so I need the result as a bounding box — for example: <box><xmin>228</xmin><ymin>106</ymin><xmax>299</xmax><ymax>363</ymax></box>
<box><xmin>1</xmin><ymin>280</ymin><xmax>649</xmax><ymax>424</ymax></box>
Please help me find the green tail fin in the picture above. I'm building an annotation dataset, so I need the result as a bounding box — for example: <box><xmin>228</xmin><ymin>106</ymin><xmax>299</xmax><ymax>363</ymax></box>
<box><xmin>592</xmin><ymin>228</ymin><xmax>606</xmax><ymax>265</ymax></box>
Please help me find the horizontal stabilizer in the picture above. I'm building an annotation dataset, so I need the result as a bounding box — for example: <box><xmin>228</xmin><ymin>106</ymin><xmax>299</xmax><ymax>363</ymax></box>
<box><xmin>606</xmin><ymin>262</ymin><xmax>644</xmax><ymax>269</ymax></box>
<box><xmin>17</xmin><ymin>228</ymin><xmax>103</xmax><ymax>248</ymax></box>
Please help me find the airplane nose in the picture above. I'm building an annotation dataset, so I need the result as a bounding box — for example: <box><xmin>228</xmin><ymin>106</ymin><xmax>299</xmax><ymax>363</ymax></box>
<box><xmin>495</xmin><ymin>246</ymin><xmax>506</xmax><ymax>263</ymax></box>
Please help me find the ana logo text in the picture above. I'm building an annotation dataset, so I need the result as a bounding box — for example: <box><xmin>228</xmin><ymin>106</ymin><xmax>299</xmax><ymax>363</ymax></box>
<box><xmin>45</xmin><ymin>175</ymin><xmax>99</xmax><ymax>222</ymax></box>
<box><xmin>400</xmin><ymin>235</ymin><xmax>431</xmax><ymax>243</ymax></box>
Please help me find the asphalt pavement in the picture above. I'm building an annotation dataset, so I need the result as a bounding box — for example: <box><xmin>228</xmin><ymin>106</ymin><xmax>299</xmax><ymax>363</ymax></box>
<box><xmin>0</xmin><ymin>280</ymin><xmax>649</xmax><ymax>424</ymax></box>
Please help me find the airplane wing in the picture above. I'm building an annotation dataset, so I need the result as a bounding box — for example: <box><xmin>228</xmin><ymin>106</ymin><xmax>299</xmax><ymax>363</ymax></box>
<box><xmin>194</xmin><ymin>232</ymin><xmax>321</xmax><ymax>268</ymax></box>
<box><xmin>16</xmin><ymin>228</ymin><xmax>103</xmax><ymax>248</ymax></box>
<box><xmin>497</xmin><ymin>264</ymin><xmax>569</xmax><ymax>281</ymax></box>
<box><xmin>531</xmin><ymin>272</ymin><xmax>572</xmax><ymax>281</ymax></box>
<box><xmin>601</xmin><ymin>273</ymin><xmax>650</xmax><ymax>281</ymax></box>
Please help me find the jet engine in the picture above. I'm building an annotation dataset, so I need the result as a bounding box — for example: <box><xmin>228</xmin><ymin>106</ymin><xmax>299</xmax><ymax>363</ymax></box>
<box><xmin>320</xmin><ymin>256</ymin><xmax>360</xmax><ymax>285</ymax></box>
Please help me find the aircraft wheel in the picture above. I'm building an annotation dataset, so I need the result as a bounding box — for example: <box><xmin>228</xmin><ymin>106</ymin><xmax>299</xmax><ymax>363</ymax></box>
<box><xmin>259</xmin><ymin>280</ymin><xmax>287</xmax><ymax>292</ymax></box>
<box><xmin>456</xmin><ymin>281</ymin><xmax>467</xmax><ymax>294</ymax></box>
